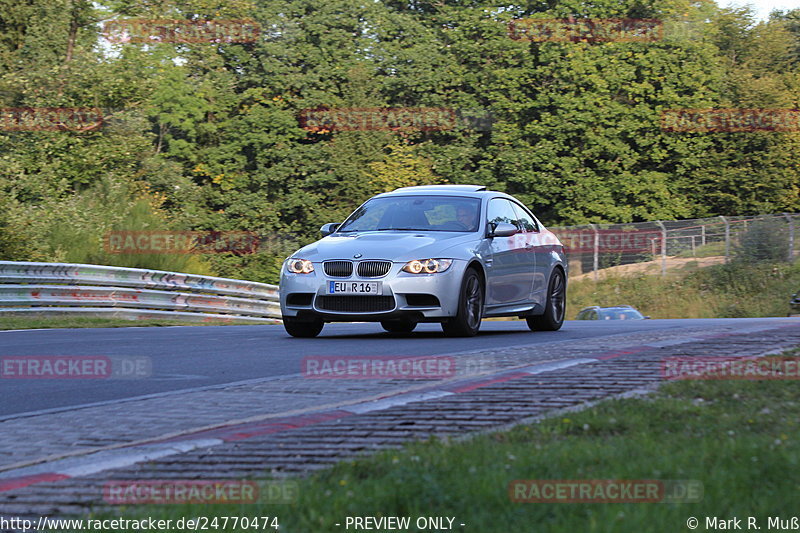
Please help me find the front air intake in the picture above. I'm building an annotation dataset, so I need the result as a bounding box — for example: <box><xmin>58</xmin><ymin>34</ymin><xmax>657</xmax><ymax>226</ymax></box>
<box><xmin>317</xmin><ymin>296</ymin><xmax>395</xmax><ymax>313</ymax></box>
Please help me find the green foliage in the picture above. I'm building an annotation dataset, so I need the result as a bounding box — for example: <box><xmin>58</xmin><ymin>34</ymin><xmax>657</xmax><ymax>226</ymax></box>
<box><xmin>733</xmin><ymin>218</ymin><xmax>792</xmax><ymax>263</ymax></box>
<box><xmin>0</xmin><ymin>0</ymin><xmax>798</xmax><ymax>282</ymax></box>
<box><xmin>367</xmin><ymin>139</ymin><xmax>443</xmax><ymax>192</ymax></box>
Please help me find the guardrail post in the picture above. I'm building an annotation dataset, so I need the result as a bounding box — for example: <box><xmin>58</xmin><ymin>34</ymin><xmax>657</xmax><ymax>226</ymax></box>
<box><xmin>719</xmin><ymin>216</ymin><xmax>730</xmax><ymax>263</ymax></box>
<box><xmin>785</xmin><ymin>213</ymin><xmax>796</xmax><ymax>262</ymax></box>
<box><xmin>701</xmin><ymin>224</ymin><xmax>706</xmax><ymax>246</ymax></box>
<box><xmin>655</xmin><ymin>221</ymin><xmax>667</xmax><ymax>276</ymax></box>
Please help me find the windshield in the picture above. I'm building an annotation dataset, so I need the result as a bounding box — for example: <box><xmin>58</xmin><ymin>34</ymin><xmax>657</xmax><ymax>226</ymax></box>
<box><xmin>599</xmin><ymin>308</ymin><xmax>645</xmax><ymax>320</ymax></box>
<box><xmin>337</xmin><ymin>195</ymin><xmax>482</xmax><ymax>233</ymax></box>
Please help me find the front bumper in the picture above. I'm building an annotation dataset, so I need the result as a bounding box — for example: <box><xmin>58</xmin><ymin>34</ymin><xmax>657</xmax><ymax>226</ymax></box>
<box><xmin>279</xmin><ymin>259</ymin><xmax>468</xmax><ymax>322</ymax></box>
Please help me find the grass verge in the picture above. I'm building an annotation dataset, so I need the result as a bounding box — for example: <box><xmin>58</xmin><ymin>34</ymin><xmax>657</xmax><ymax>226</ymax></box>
<box><xmin>568</xmin><ymin>259</ymin><xmax>800</xmax><ymax>318</ymax></box>
<box><xmin>94</xmin><ymin>349</ymin><xmax>800</xmax><ymax>533</ymax></box>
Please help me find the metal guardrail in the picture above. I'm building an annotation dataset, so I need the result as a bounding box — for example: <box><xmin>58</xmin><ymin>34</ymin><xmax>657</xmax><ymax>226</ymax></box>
<box><xmin>0</xmin><ymin>261</ymin><xmax>280</xmax><ymax>323</ymax></box>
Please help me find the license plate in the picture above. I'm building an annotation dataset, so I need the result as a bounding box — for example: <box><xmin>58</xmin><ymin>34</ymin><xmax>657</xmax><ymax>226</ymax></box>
<box><xmin>328</xmin><ymin>281</ymin><xmax>382</xmax><ymax>295</ymax></box>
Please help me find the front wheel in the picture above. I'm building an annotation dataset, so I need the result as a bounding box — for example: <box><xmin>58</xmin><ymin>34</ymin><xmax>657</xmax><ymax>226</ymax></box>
<box><xmin>442</xmin><ymin>268</ymin><xmax>484</xmax><ymax>337</ymax></box>
<box><xmin>283</xmin><ymin>316</ymin><xmax>324</xmax><ymax>338</ymax></box>
<box><xmin>526</xmin><ymin>268</ymin><xmax>566</xmax><ymax>331</ymax></box>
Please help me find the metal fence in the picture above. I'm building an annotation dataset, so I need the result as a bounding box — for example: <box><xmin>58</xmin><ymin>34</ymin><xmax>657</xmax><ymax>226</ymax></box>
<box><xmin>550</xmin><ymin>213</ymin><xmax>799</xmax><ymax>280</ymax></box>
<box><xmin>0</xmin><ymin>261</ymin><xmax>280</xmax><ymax>322</ymax></box>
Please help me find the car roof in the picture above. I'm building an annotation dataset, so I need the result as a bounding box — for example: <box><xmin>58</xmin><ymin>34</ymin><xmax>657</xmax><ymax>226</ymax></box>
<box><xmin>392</xmin><ymin>184</ymin><xmax>486</xmax><ymax>192</ymax></box>
<box><xmin>376</xmin><ymin>184</ymin><xmax>512</xmax><ymax>199</ymax></box>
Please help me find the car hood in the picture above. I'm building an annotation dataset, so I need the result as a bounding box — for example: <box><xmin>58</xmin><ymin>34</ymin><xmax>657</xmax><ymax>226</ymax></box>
<box><xmin>291</xmin><ymin>231</ymin><xmax>477</xmax><ymax>262</ymax></box>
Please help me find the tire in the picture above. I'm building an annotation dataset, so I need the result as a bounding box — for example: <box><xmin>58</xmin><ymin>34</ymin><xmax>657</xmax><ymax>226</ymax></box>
<box><xmin>442</xmin><ymin>268</ymin><xmax>484</xmax><ymax>337</ymax></box>
<box><xmin>282</xmin><ymin>316</ymin><xmax>324</xmax><ymax>338</ymax></box>
<box><xmin>381</xmin><ymin>320</ymin><xmax>417</xmax><ymax>333</ymax></box>
<box><xmin>526</xmin><ymin>268</ymin><xmax>566</xmax><ymax>331</ymax></box>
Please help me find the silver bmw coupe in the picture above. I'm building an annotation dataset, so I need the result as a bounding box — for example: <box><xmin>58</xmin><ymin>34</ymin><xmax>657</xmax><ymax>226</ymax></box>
<box><xmin>279</xmin><ymin>185</ymin><xmax>567</xmax><ymax>337</ymax></box>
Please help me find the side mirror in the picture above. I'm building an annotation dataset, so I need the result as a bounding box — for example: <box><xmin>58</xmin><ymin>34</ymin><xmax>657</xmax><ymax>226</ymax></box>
<box><xmin>489</xmin><ymin>222</ymin><xmax>518</xmax><ymax>238</ymax></box>
<box><xmin>320</xmin><ymin>223</ymin><xmax>340</xmax><ymax>236</ymax></box>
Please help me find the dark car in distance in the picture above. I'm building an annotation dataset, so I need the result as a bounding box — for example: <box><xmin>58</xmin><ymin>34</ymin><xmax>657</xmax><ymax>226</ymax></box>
<box><xmin>790</xmin><ymin>290</ymin><xmax>800</xmax><ymax>316</ymax></box>
<box><xmin>575</xmin><ymin>305</ymin><xmax>649</xmax><ymax>320</ymax></box>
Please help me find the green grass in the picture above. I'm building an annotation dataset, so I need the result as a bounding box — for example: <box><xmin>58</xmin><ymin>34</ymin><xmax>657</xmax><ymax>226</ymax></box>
<box><xmin>91</xmin><ymin>350</ymin><xmax>800</xmax><ymax>533</ymax></box>
<box><xmin>568</xmin><ymin>260</ymin><xmax>800</xmax><ymax>319</ymax></box>
<box><xmin>0</xmin><ymin>316</ymin><xmax>275</xmax><ymax>330</ymax></box>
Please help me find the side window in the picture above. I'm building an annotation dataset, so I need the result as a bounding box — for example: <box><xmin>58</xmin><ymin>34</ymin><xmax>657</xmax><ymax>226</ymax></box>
<box><xmin>511</xmin><ymin>202</ymin><xmax>539</xmax><ymax>232</ymax></box>
<box><xmin>486</xmin><ymin>198</ymin><xmax>519</xmax><ymax>231</ymax></box>
<box><xmin>588</xmin><ymin>310</ymin><xmax>598</xmax><ymax>320</ymax></box>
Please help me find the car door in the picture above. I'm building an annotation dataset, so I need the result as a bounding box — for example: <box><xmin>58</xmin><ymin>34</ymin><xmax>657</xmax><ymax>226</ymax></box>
<box><xmin>510</xmin><ymin>202</ymin><xmax>546</xmax><ymax>303</ymax></box>
<box><xmin>485</xmin><ymin>198</ymin><xmax>535</xmax><ymax>306</ymax></box>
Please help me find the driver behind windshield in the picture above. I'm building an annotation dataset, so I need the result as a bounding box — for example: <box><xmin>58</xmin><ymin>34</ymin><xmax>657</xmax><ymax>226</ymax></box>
<box><xmin>456</xmin><ymin>205</ymin><xmax>478</xmax><ymax>231</ymax></box>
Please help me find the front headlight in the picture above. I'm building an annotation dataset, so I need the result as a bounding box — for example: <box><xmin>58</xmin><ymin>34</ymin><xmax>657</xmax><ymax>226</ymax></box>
<box><xmin>402</xmin><ymin>258</ymin><xmax>453</xmax><ymax>274</ymax></box>
<box><xmin>286</xmin><ymin>258</ymin><xmax>315</xmax><ymax>274</ymax></box>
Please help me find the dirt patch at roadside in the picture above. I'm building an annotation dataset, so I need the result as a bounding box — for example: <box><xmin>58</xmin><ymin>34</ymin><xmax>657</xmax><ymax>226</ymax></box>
<box><xmin>570</xmin><ymin>256</ymin><xmax>726</xmax><ymax>281</ymax></box>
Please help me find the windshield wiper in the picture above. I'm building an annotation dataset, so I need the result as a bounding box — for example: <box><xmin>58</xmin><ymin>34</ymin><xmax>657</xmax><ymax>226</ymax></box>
<box><xmin>340</xmin><ymin>227</ymin><xmax>425</xmax><ymax>233</ymax></box>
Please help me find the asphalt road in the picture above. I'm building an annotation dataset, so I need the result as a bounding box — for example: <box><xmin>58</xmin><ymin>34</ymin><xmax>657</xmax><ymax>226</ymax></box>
<box><xmin>0</xmin><ymin>318</ymin><xmax>790</xmax><ymax>418</ymax></box>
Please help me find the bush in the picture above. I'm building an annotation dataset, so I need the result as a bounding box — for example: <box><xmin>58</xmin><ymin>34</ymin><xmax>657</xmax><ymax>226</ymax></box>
<box><xmin>0</xmin><ymin>178</ymin><xmax>214</xmax><ymax>275</ymax></box>
<box><xmin>733</xmin><ymin>218</ymin><xmax>791</xmax><ymax>263</ymax></box>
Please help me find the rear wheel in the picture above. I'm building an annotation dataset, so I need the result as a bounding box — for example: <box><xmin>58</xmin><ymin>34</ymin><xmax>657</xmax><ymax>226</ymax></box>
<box><xmin>283</xmin><ymin>316</ymin><xmax>324</xmax><ymax>338</ymax></box>
<box><xmin>526</xmin><ymin>268</ymin><xmax>566</xmax><ymax>331</ymax></box>
<box><xmin>442</xmin><ymin>268</ymin><xmax>483</xmax><ymax>337</ymax></box>
<box><xmin>381</xmin><ymin>320</ymin><xmax>417</xmax><ymax>334</ymax></box>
